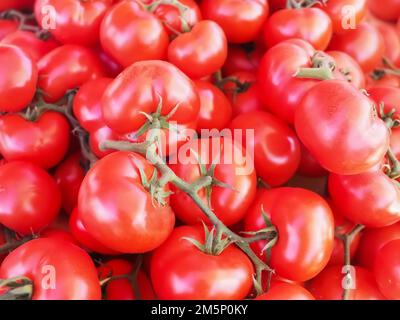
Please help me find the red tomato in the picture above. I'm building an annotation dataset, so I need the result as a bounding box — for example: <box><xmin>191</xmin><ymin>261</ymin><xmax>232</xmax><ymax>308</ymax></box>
<box><xmin>373</xmin><ymin>20</ymin><xmax>400</xmax><ymax>66</ymax></box>
<box><xmin>0</xmin><ymin>238</ymin><xmax>101</xmax><ymax>300</ymax></box>
<box><xmin>308</xmin><ymin>265</ymin><xmax>385</xmax><ymax>300</ymax></box>
<box><xmin>295</xmin><ymin>80</ymin><xmax>389</xmax><ymax>175</ymax></box>
<box><xmin>256</xmin><ymin>282</ymin><xmax>315</xmax><ymax>300</ymax></box>
<box><xmin>168</xmin><ymin>20</ymin><xmax>228</xmax><ymax>79</ymax></box>
<box><xmin>367</xmin><ymin>73</ymin><xmax>400</xmax><ymax>89</ymax></box>
<box><xmin>78</xmin><ymin>151</ymin><xmax>175</xmax><ymax>253</ymax></box>
<box><xmin>40</xmin><ymin>228</ymin><xmax>78</xmax><ymax>245</ymax></box>
<box><xmin>229</xmin><ymin>111</ymin><xmax>301</xmax><ymax>186</ymax></box>
<box><xmin>98</xmin><ymin>259</ymin><xmax>156</xmax><ymax>300</ymax></box>
<box><xmin>38</xmin><ymin>45</ymin><xmax>105</xmax><ymax>102</ymax></box>
<box><xmin>297</xmin><ymin>143</ymin><xmax>327</xmax><ymax>178</ymax></box>
<box><xmin>368</xmin><ymin>86</ymin><xmax>400</xmax><ymax>119</ymax></box>
<box><xmin>0</xmin><ymin>44</ymin><xmax>37</xmax><ymax>112</ymax></box>
<box><xmin>230</xmin><ymin>83</ymin><xmax>265</xmax><ymax>117</ymax></box>
<box><xmin>0</xmin><ymin>161</ymin><xmax>61</xmax><ymax>235</ymax></box>
<box><xmin>356</xmin><ymin>223</ymin><xmax>400</xmax><ymax>269</ymax></box>
<box><xmin>169</xmin><ymin>136</ymin><xmax>257</xmax><ymax>226</ymax></box>
<box><xmin>35</xmin><ymin>0</ymin><xmax>113</xmax><ymax>46</ymax></box>
<box><xmin>195</xmin><ymin>80</ymin><xmax>232</xmax><ymax>131</ymax></box>
<box><xmin>150</xmin><ymin>225</ymin><xmax>254</xmax><ymax>299</ymax></box>
<box><xmin>89</xmin><ymin>125</ymin><xmax>121</xmax><ymax>158</ymax></box>
<box><xmin>374</xmin><ymin>239</ymin><xmax>400</xmax><ymax>299</ymax></box>
<box><xmin>328</xmin><ymin>23</ymin><xmax>385</xmax><ymax>72</ymax></box>
<box><xmin>368</xmin><ymin>0</ymin><xmax>400</xmax><ymax>22</ymax></box>
<box><xmin>100</xmin><ymin>0</ymin><xmax>169</xmax><ymax>68</ymax></box>
<box><xmin>54</xmin><ymin>153</ymin><xmax>85</xmax><ymax>214</ymax></box>
<box><xmin>0</xmin><ymin>20</ymin><xmax>18</xmax><ymax>41</ymax></box>
<box><xmin>244</xmin><ymin>188</ymin><xmax>334</xmax><ymax>282</ymax></box>
<box><xmin>264</xmin><ymin>8</ymin><xmax>332</xmax><ymax>51</ymax></box>
<box><xmin>0</xmin><ymin>0</ymin><xmax>34</xmax><ymax>11</ymax></box>
<box><xmin>222</xmin><ymin>44</ymin><xmax>262</xmax><ymax>75</ymax></box>
<box><xmin>0</xmin><ymin>112</ymin><xmax>70</xmax><ymax>169</ymax></box>
<box><xmin>200</xmin><ymin>0</ymin><xmax>269</xmax><ymax>44</ymax></box>
<box><xmin>94</xmin><ymin>47</ymin><xmax>123</xmax><ymax>78</ymax></box>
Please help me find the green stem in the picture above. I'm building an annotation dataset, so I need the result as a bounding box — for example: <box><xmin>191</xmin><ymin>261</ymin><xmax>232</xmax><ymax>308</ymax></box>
<box><xmin>294</xmin><ymin>67</ymin><xmax>334</xmax><ymax>80</ymax></box>
<box><xmin>0</xmin><ymin>277</ymin><xmax>33</xmax><ymax>300</ymax></box>
<box><xmin>387</xmin><ymin>147</ymin><xmax>400</xmax><ymax>179</ymax></box>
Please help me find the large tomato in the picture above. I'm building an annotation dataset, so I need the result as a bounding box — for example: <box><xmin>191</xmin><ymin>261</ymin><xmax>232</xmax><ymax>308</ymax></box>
<box><xmin>368</xmin><ymin>0</ymin><xmax>400</xmax><ymax>22</ymax></box>
<box><xmin>256</xmin><ymin>282</ymin><xmax>315</xmax><ymax>300</ymax></box>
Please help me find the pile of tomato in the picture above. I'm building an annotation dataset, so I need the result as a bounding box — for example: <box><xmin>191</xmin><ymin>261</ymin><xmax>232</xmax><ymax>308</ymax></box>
<box><xmin>0</xmin><ymin>0</ymin><xmax>399</xmax><ymax>301</ymax></box>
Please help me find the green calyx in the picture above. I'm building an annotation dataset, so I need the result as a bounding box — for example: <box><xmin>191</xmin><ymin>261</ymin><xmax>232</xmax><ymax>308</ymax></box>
<box><xmin>294</xmin><ymin>51</ymin><xmax>335</xmax><ymax>81</ymax></box>
<box><xmin>0</xmin><ymin>276</ymin><xmax>33</xmax><ymax>300</ymax></box>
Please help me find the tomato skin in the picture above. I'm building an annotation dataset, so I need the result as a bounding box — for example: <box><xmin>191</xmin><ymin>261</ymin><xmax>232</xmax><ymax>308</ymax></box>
<box><xmin>168</xmin><ymin>20</ymin><xmax>228</xmax><ymax>79</ymax></box>
<box><xmin>73</xmin><ymin>77</ymin><xmax>113</xmax><ymax>133</ymax></box>
<box><xmin>169</xmin><ymin>137</ymin><xmax>257</xmax><ymax>226</ymax></box>
<box><xmin>89</xmin><ymin>125</ymin><xmax>121</xmax><ymax>158</ymax></box>
<box><xmin>328</xmin><ymin>23</ymin><xmax>385</xmax><ymax>72</ymax></box>
<box><xmin>0</xmin><ymin>20</ymin><xmax>18</xmax><ymax>41</ymax></box>
<box><xmin>0</xmin><ymin>161</ymin><xmax>61</xmax><ymax>235</ymax></box>
<box><xmin>264</xmin><ymin>8</ymin><xmax>332</xmax><ymax>51</ymax></box>
<box><xmin>150</xmin><ymin>225</ymin><xmax>254</xmax><ymax>300</ymax></box>
<box><xmin>222</xmin><ymin>45</ymin><xmax>262</xmax><ymax>75</ymax></box>
<box><xmin>94</xmin><ymin>47</ymin><xmax>123</xmax><ymax>78</ymax></box>
<box><xmin>368</xmin><ymin>0</ymin><xmax>400</xmax><ymax>22</ymax></box>
<box><xmin>0</xmin><ymin>44</ymin><xmax>37</xmax><ymax>112</ymax></box>
<box><xmin>100</xmin><ymin>0</ymin><xmax>169</xmax><ymax>68</ymax></box>
<box><xmin>78</xmin><ymin>151</ymin><xmax>175</xmax><ymax>253</ymax></box>
<box><xmin>40</xmin><ymin>228</ymin><xmax>78</xmax><ymax>245</ymax></box>
<box><xmin>368</xmin><ymin>86</ymin><xmax>400</xmax><ymax>119</ymax></box>
<box><xmin>98</xmin><ymin>259</ymin><xmax>156</xmax><ymax>300</ymax></box>
<box><xmin>374</xmin><ymin>239</ymin><xmax>400</xmax><ymax>299</ymax></box>
<box><xmin>195</xmin><ymin>80</ymin><xmax>232</xmax><ymax>131</ymax></box>
<box><xmin>295</xmin><ymin>80</ymin><xmax>389</xmax><ymax>175</ymax></box>
<box><xmin>329</xmin><ymin>171</ymin><xmax>400</xmax><ymax>228</ymax></box>
<box><xmin>373</xmin><ymin>20</ymin><xmax>400</xmax><ymax>66</ymax></box>
<box><xmin>229</xmin><ymin>111</ymin><xmax>301</xmax><ymax>186</ymax></box>
<box><xmin>356</xmin><ymin>223</ymin><xmax>400</xmax><ymax>269</ymax></box>
<box><xmin>308</xmin><ymin>265</ymin><xmax>385</xmax><ymax>300</ymax></box>
<box><xmin>0</xmin><ymin>238</ymin><xmax>101</xmax><ymax>300</ymax></box>
<box><xmin>244</xmin><ymin>188</ymin><xmax>334</xmax><ymax>282</ymax></box>
<box><xmin>0</xmin><ymin>0</ymin><xmax>34</xmax><ymax>11</ymax></box>
<box><xmin>54</xmin><ymin>153</ymin><xmax>85</xmax><ymax>214</ymax></box>
<box><xmin>38</xmin><ymin>45</ymin><xmax>105</xmax><ymax>102</ymax></box>
<box><xmin>230</xmin><ymin>83</ymin><xmax>265</xmax><ymax>117</ymax></box>
<box><xmin>297</xmin><ymin>143</ymin><xmax>327</xmax><ymax>178</ymax></box>
<box><xmin>69</xmin><ymin>208</ymin><xmax>119</xmax><ymax>255</ymax></box>
<box><xmin>0</xmin><ymin>112</ymin><xmax>70</xmax><ymax>169</ymax></box>
<box><xmin>256</xmin><ymin>282</ymin><xmax>315</xmax><ymax>300</ymax></box>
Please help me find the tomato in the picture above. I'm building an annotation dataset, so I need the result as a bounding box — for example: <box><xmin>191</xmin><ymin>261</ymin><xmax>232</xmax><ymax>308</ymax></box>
<box><xmin>0</xmin><ymin>0</ymin><xmax>34</xmax><ymax>11</ymax></box>
<box><xmin>367</xmin><ymin>72</ymin><xmax>400</xmax><ymax>89</ymax></box>
<box><xmin>322</xmin><ymin>0</ymin><xmax>366</xmax><ymax>34</ymax></box>
<box><xmin>230</xmin><ymin>83</ymin><xmax>265</xmax><ymax>117</ymax></box>
<box><xmin>194</xmin><ymin>80</ymin><xmax>232</xmax><ymax>131</ymax></box>
<box><xmin>244</xmin><ymin>188</ymin><xmax>334</xmax><ymax>282</ymax></box>
<box><xmin>308</xmin><ymin>265</ymin><xmax>385</xmax><ymax>300</ymax></box>
<box><xmin>94</xmin><ymin>47</ymin><xmax>123</xmax><ymax>78</ymax></box>
<box><xmin>38</xmin><ymin>45</ymin><xmax>105</xmax><ymax>102</ymax></box>
<box><xmin>222</xmin><ymin>44</ymin><xmax>262</xmax><ymax>75</ymax></box>
<box><xmin>0</xmin><ymin>20</ymin><xmax>18</xmax><ymax>41</ymax></box>
<box><xmin>35</xmin><ymin>0</ymin><xmax>113</xmax><ymax>46</ymax></box>
<box><xmin>329</xmin><ymin>171</ymin><xmax>400</xmax><ymax>228</ymax></box>
<box><xmin>73</xmin><ymin>77</ymin><xmax>112</xmax><ymax>133</ymax></box>
<box><xmin>69</xmin><ymin>208</ymin><xmax>118</xmax><ymax>255</ymax></box>
<box><xmin>368</xmin><ymin>0</ymin><xmax>400</xmax><ymax>22</ymax></box>
<box><xmin>78</xmin><ymin>151</ymin><xmax>175</xmax><ymax>253</ymax></box>
<box><xmin>373</xmin><ymin>20</ymin><xmax>400</xmax><ymax>66</ymax></box>
<box><xmin>297</xmin><ymin>143</ymin><xmax>327</xmax><ymax>178</ymax></box>
<box><xmin>100</xmin><ymin>0</ymin><xmax>169</xmax><ymax>68</ymax></box>
<box><xmin>0</xmin><ymin>161</ymin><xmax>61</xmax><ymax>235</ymax></box>
<box><xmin>0</xmin><ymin>44</ymin><xmax>37</xmax><ymax>112</ymax></box>
<box><xmin>328</xmin><ymin>23</ymin><xmax>385</xmax><ymax>72</ymax></box>
<box><xmin>169</xmin><ymin>136</ymin><xmax>257</xmax><ymax>226</ymax></box>
<box><xmin>0</xmin><ymin>238</ymin><xmax>101</xmax><ymax>300</ymax></box>
<box><xmin>40</xmin><ymin>228</ymin><xmax>78</xmax><ymax>245</ymax></box>
<box><xmin>374</xmin><ymin>239</ymin><xmax>400</xmax><ymax>299</ymax></box>
<box><xmin>269</xmin><ymin>0</ymin><xmax>286</xmax><ymax>12</ymax></box>
<box><xmin>89</xmin><ymin>125</ymin><xmax>121</xmax><ymax>158</ymax></box>
<box><xmin>368</xmin><ymin>86</ymin><xmax>400</xmax><ymax>119</ymax></box>
<box><xmin>0</xmin><ymin>112</ymin><xmax>70</xmax><ymax>169</ymax></box>
<box><xmin>295</xmin><ymin>80</ymin><xmax>389</xmax><ymax>174</ymax></box>
<box><xmin>98</xmin><ymin>259</ymin><xmax>156</xmax><ymax>300</ymax></box>
<box><xmin>168</xmin><ymin>20</ymin><xmax>227</xmax><ymax>79</ymax></box>
<box><xmin>150</xmin><ymin>225</ymin><xmax>254</xmax><ymax>300</ymax></box>
<box><xmin>229</xmin><ymin>111</ymin><xmax>301</xmax><ymax>186</ymax></box>
<box><xmin>54</xmin><ymin>153</ymin><xmax>85</xmax><ymax>214</ymax></box>
<box><xmin>256</xmin><ymin>282</ymin><xmax>315</xmax><ymax>300</ymax></box>
<box><xmin>356</xmin><ymin>223</ymin><xmax>400</xmax><ymax>269</ymax></box>
<box><xmin>264</xmin><ymin>8</ymin><xmax>332</xmax><ymax>51</ymax></box>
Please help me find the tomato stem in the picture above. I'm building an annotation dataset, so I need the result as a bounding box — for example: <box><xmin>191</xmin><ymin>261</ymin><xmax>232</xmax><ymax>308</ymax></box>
<box><xmin>286</xmin><ymin>0</ymin><xmax>327</xmax><ymax>9</ymax></box>
<box><xmin>386</xmin><ymin>147</ymin><xmax>400</xmax><ymax>179</ymax></box>
<box><xmin>0</xmin><ymin>276</ymin><xmax>33</xmax><ymax>300</ymax></box>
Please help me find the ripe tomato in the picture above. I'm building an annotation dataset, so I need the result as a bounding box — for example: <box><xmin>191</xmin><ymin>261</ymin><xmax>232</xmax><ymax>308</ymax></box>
<box><xmin>308</xmin><ymin>265</ymin><xmax>385</xmax><ymax>300</ymax></box>
<box><xmin>38</xmin><ymin>45</ymin><xmax>105</xmax><ymax>102</ymax></box>
<box><xmin>229</xmin><ymin>111</ymin><xmax>301</xmax><ymax>186</ymax></box>
<box><xmin>374</xmin><ymin>239</ymin><xmax>400</xmax><ymax>299</ymax></box>
<box><xmin>78</xmin><ymin>151</ymin><xmax>175</xmax><ymax>253</ymax></box>
<box><xmin>356</xmin><ymin>223</ymin><xmax>400</xmax><ymax>269</ymax></box>
<box><xmin>169</xmin><ymin>136</ymin><xmax>257</xmax><ymax>226</ymax></box>
<box><xmin>256</xmin><ymin>282</ymin><xmax>315</xmax><ymax>300</ymax></box>
<box><xmin>150</xmin><ymin>225</ymin><xmax>254</xmax><ymax>299</ymax></box>
<box><xmin>0</xmin><ymin>238</ymin><xmax>101</xmax><ymax>300</ymax></box>
<box><xmin>372</xmin><ymin>19</ymin><xmax>400</xmax><ymax>66</ymax></box>
<box><xmin>100</xmin><ymin>0</ymin><xmax>169</xmax><ymax>68</ymax></box>
<box><xmin>264</xmin><ymin>8</ymin><xmax>332</xmax><ymax>51</ymax></box>
<box><xmin>222</xmin><ymin>45</ymin><xmax>262</xmax><ymax>75</ymax></box>
<box><xmin>168</xmin><ymin>20</ymin><xmax>228</xmax><ymax>79</ymax></box>
<box><xmin>328</xmin><ymin>23</ymin><xmax>385</xmax><ymax>72</ymax></box>
<box><xmin>0</xmin><ymin>112</ymin><xmax>70</xmax><ymax>169</ymax></box>
<box><xmin>368</xmin><ymin>0</ymin><xmax>400</xmax><ymax>22</ymax></box>
<box><xmin>0</xmin><ymin>20</ymin><xmax>18</xmax><ymax>41</ymax></box>
<box><xmin>230</xmin><ymin>83</ymin><xmax>265</xmax><ymax>117</ymax></box>
<box><xmin>40</xmin><ymin>227</ymin><xmax>78</xmax><ymax>245</ymax></box>
<box><xmin>244</xmin><ymin>188</ymin><xmax>334</xmax><ymax>282</ymax></box>
<box><xmin>89</xmin><ymin>125</ymin><xmax>121</xmax><ymax>158</ymax></box>
<box><xmin>297</xmin><ymin>143</ymin><xmax>327</xmax><ymax>178</ymax></box>
<box><xmin>94</xmin><ymin>47</ymin><xmax>123</xmax><ymax>78</ymax></box>
<box><xmin>0</xmin><ymin>0</ymin><xmax>34</xmax><ymax>11</ymax></box>
<box><xmin>98</xmin><ymin>259</ymin><xmax>156</xmax><ymax>300</ymax></box>
<box><xmin>329</xmin><ymin>171</ymin><xmax>400</xmax><ymax>228</ymax></box>
<box><xmin>295</xmin><ymin>80</ymin><xmax>389</xmax><ymax>174</ymax></box>
<box><xmin>368</xmin><ymin>86</ymin><xmax>400</xmax><ymax>119</ymax></box>
<box><xmin>195</xmin><ymin>80</ymin><xmax>232</xmax><ymax>131</ymax></box>
<box><xmin>0</xmin><ymin>44</ymin><xmax>37</xmax><ymax>112</ymax></box>
<box><xmin>0</xmin><ymin>161</ymin><xmax>61</xmax><ymax>235</ymax></box>
<box><xmin>200</xmin><ymin>0</ymin><xmax>269</xmax><ymax>44</ymax></box>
